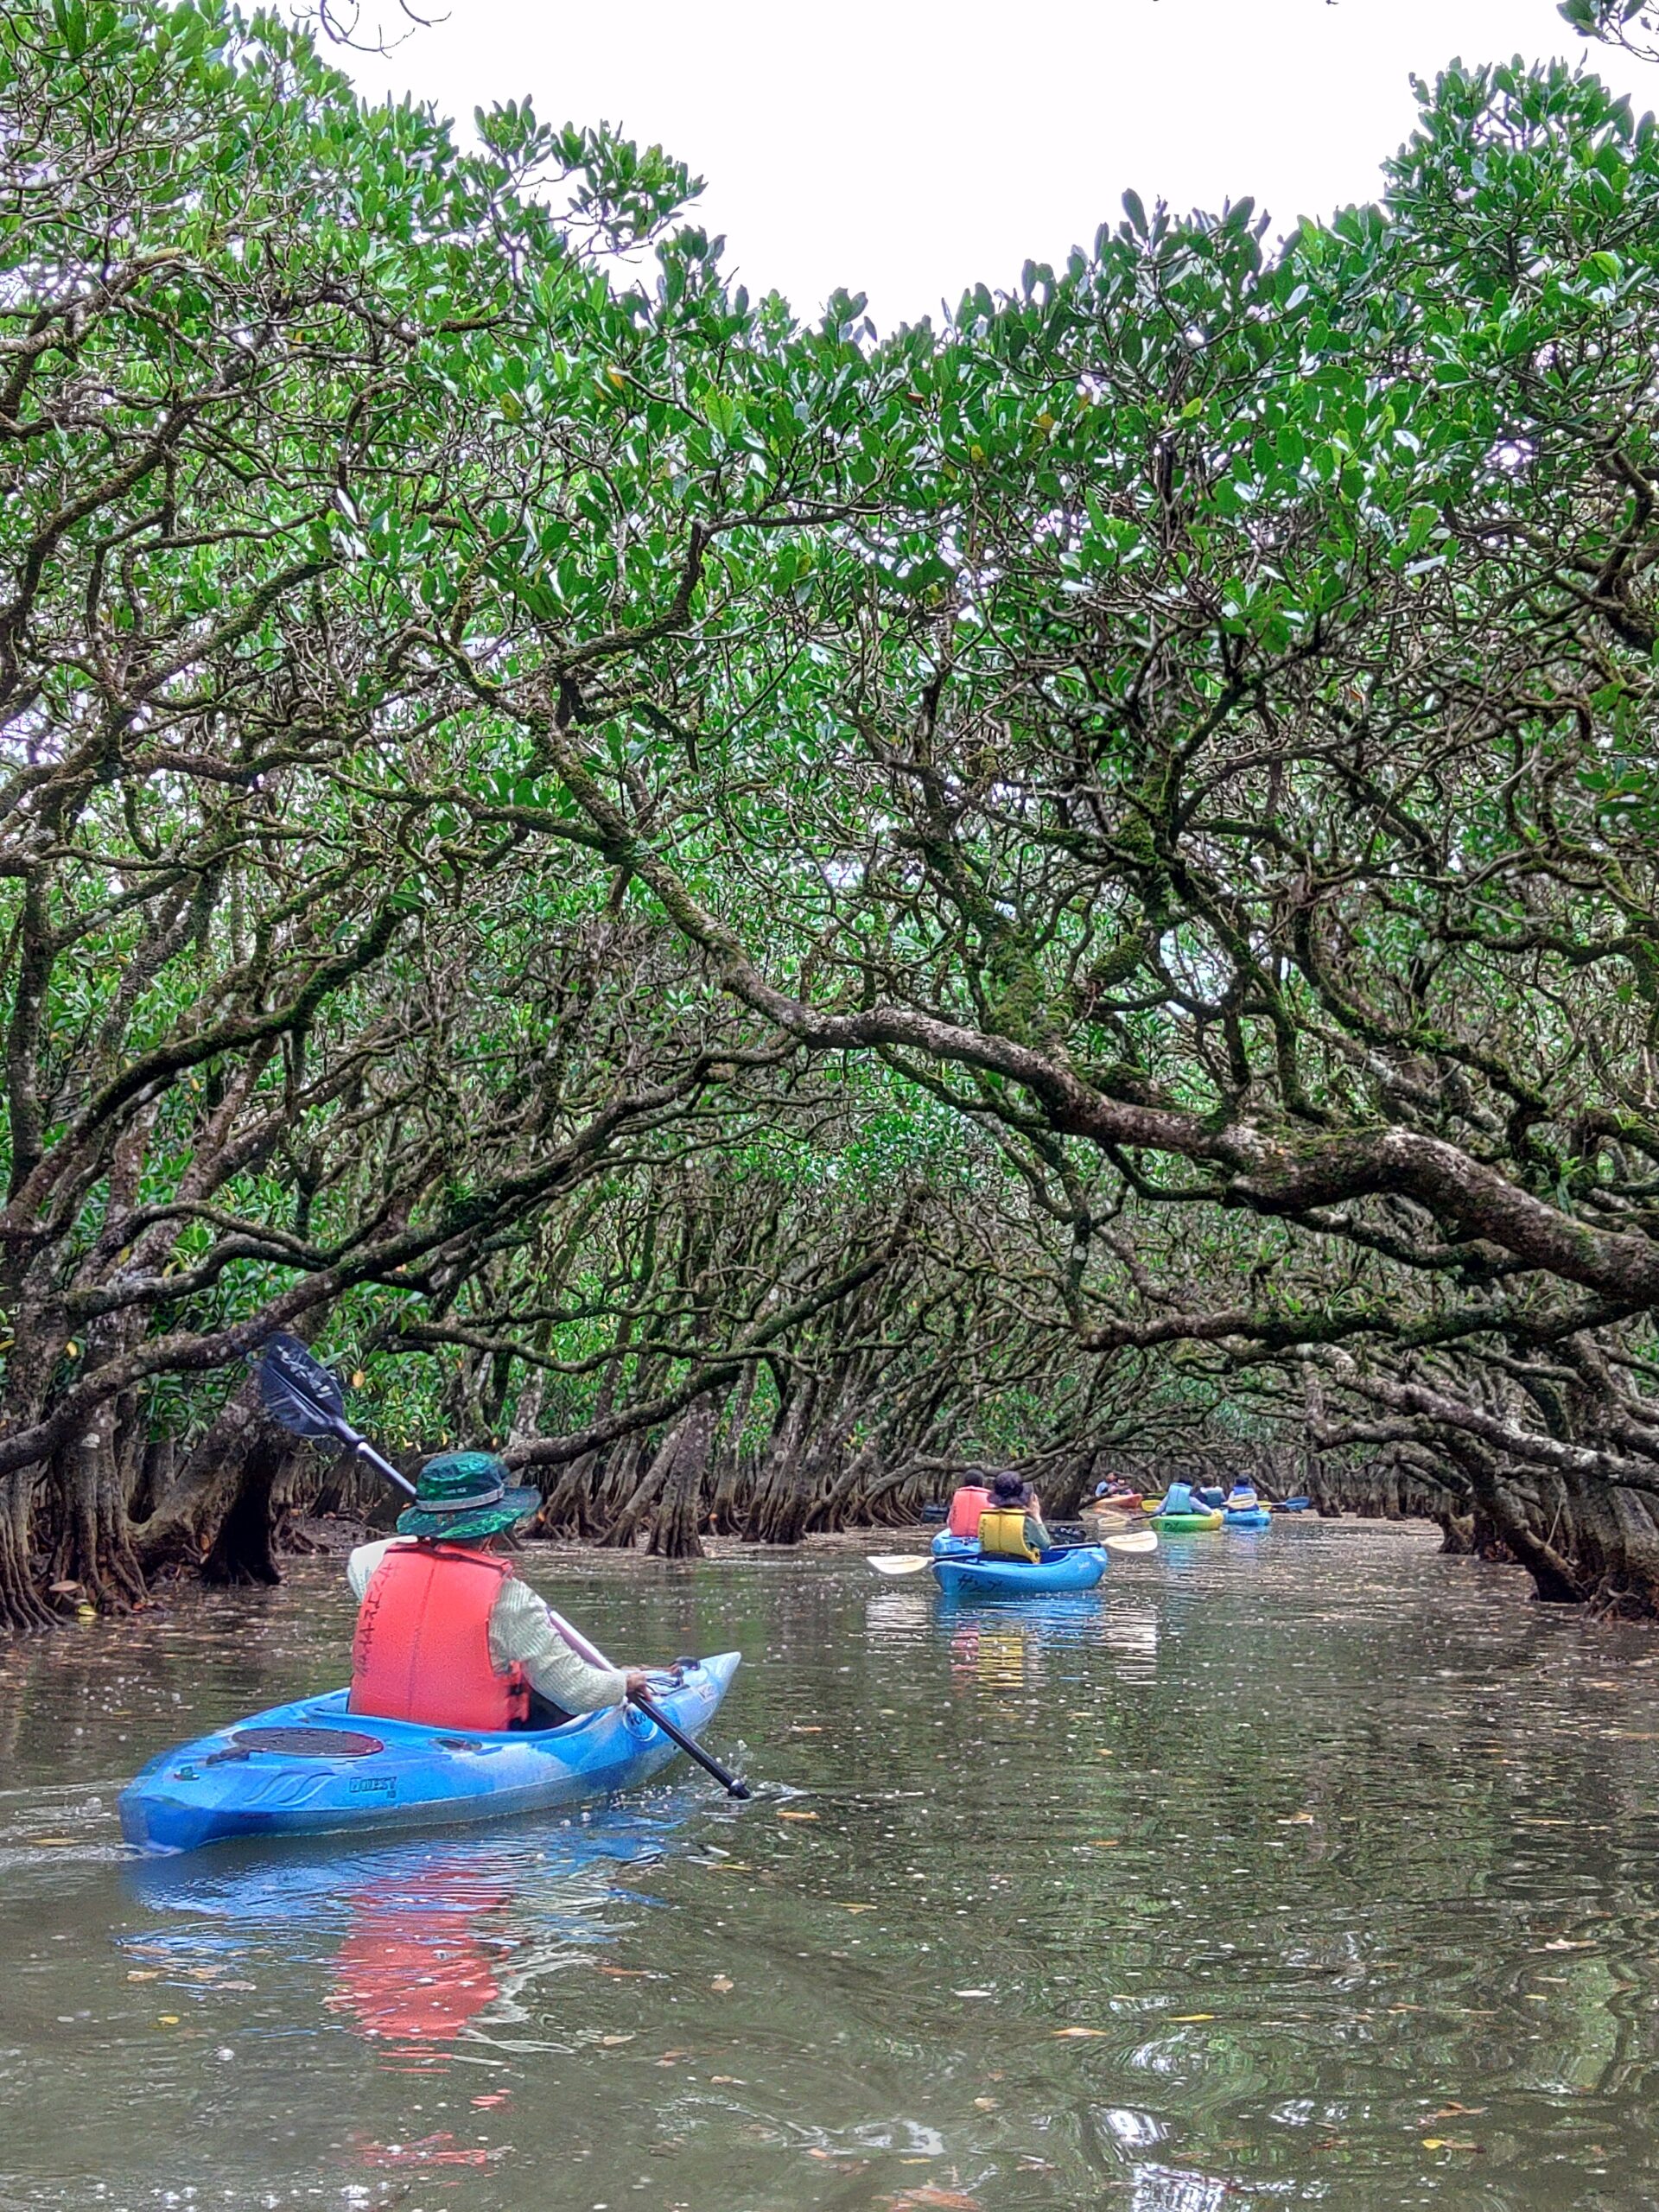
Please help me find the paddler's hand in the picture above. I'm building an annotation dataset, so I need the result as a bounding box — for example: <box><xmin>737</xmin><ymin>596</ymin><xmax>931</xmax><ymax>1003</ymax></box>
<box><xmin>624</xmin><ymin>1668</ymin><xmax>652</xmax><ymax>1698</ymax></box>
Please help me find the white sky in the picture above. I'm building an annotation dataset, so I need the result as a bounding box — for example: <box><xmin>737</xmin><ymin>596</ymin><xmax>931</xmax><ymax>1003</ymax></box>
<box><xmin>339</xmin><ymin>1</ymin><xmax>1656</xmax><ymax>330</ymax></box>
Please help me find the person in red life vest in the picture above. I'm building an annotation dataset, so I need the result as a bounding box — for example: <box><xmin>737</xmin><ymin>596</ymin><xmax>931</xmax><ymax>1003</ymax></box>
<box><xmin>945</xmin><ymin>1467</ymin><xmax>994</xmax><ymax>1540</ymax></box>
<box><xmin>346</xmin><ymin>1451</ymin><xmax>650</xmax><ymax>1732</ymax></box>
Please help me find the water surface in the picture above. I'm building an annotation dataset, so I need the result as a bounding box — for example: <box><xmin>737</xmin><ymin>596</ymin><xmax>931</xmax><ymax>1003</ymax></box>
<box><xmin>3</xmin><ymin>1520</ymin><xmax>1658</xmax><ymax>2212</ymax></box>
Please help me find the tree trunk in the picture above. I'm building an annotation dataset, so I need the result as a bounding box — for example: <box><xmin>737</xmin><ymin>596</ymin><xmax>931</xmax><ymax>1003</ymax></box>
<box><xmin>598</xmin><ymin>1427</ymin><xmax>676</xmax><ymax>1548</ymax></box>
<box><xmin>646</xmin><ymin>1397</ymin><xmax>715</xmax><ymax>1559</ymax></box>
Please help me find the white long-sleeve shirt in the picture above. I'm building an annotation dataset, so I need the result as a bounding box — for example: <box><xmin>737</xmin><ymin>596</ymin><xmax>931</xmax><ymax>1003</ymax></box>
<box><xmin>346</xmin><ymin>1539</ymin><xmax>629</xmax><ymax>1715</ymax></box>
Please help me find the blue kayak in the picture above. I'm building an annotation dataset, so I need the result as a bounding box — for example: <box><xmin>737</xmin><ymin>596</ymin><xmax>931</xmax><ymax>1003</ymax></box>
<box><xmin>931</xmin><ymin>1531</ymin><xmax>979</xmax><ymax>1557</ymax></box>
<box><xmin>1224</xmin><ymin>1506</ymin><xmax>1272</xmax><ymax>1530</ymax></box>
<box><xmin>119</xmin><ymin>1652</ymin><xmax>741</xmax><ymax>1857</ymax></box>
<box><xmin>931</xmin><ymin>1547</ymin><xmax>1107</xmax><ymax>1599</ymax></box>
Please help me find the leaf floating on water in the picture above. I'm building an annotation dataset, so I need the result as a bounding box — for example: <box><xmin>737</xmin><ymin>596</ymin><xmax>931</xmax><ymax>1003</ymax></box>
<box><xmin>779</xmin><ymin>1809</ymin><xmax>818</xmax><ymax>1822</ymax></box>
<box><xmin>709</xmin><ymin>1975</ymin><xmax>734</xmax><ymax>1993</ymax></box>
<box><xmin>1421</xmin><ymin>2139</ymin><xmax>1482</xmax><ymax>2152</ymax></box>
<box><xmin>838</xmin><ymin>1903</ymin><xmax>877</xmax><ymax>1913</ymax></box>
<box><xmin>880</xmin><ymin>2189</ymin><xmax>984</xmax><ymax>2210</ymax></box>
<box><xmin>470</xmin><ymin>2093</ymin><xmax>510</xmax><ymax>2108</ymax></box>
<box><xmin>709</xmin><ymin>2075</ymin><xmax>747</xmax><ymax>2085</ymax></box>
<box><xmin>1167</xmin><ymin>2013</ymin><xmax>1216</xmax><ymax>2023</ymax></box>
<box><xmin>1089</xmin><ymin>1839</ymin><xmax>1121</xmax><ymax>1848</ymax></box>
<box><xmin>156</xmin><ymin>2015</ymin><xmax>180</xmax><ymax>2026</ymax></box>
<box><xmin>1430</xmin><ymin>2104</ymin><xmax>1486</xmax><ymax>2120</ymax></box>
<box><xmin>599</xmin><ymin>2033</ymin><xmax>635</xmax><ymax>2046</ymax></box>
<box><xmin>127</xmin><ymin>1970</ymin><xmax>159</xmax><ymax>1982</ymax></box>
<box><xmin>952</xmin><ymin>1988</ymin><xmax>993</xmax><ymax>1999</ymax></box>
<box><xmin>33</xmin><ymin>1838</ymin><xmax>81</xmax><ymax>1848</ymax></box>
<box><xmin>1276</xmin><ymin>1812</ymin><xmax>1316</xmax><ymax>1826</ymax></box>
<box><xmin>1052</xmin><ymin>2026</ymin><xmax>1109</xmax><ymax>2038</ymax></box>
<box><xmin>1539</xmin><ymin>1939</ymin><xmax>1595</xmax><ymax>1951</ymax></box>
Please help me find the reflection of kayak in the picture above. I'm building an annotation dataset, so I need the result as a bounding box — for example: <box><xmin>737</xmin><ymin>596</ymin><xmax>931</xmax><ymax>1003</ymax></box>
<box><xmin>931</xmin><ymin>1548</ymin><xmax>1108</xmax><ymax>1598</ymax></box>
<box><xmin>119</xmin><ymin>1653</ymin><xmax>741</xmax><ymax>1856</ymax></box>
<box><xmin>1224</xmin><ymin>1507</ymin><xmax>1272</xmax><ymax>1530</ymax></box>
<box><xmin>1148</xmin><ymin>1510</ymin><xmax>1224</xmax><ymax>1535</ymax></box>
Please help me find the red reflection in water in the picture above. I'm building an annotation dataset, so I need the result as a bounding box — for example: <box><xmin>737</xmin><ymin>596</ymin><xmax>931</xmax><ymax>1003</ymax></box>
<box><xmin>327</xmin><ymin>1864</ymin><xmax>507</xmax><ymax>2058</ymax></box>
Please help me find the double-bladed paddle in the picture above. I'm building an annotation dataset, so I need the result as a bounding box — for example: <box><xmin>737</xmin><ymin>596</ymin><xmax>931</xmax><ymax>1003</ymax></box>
<box><xmin>252</xmin><ymin>1332</ymin><xmax>751</xmax><ymax>1800</ymax></box>
<box><xmin>255</xmin><ymin>1331</ymin><xmax>417</xmax><ymax>1496</ymax></box>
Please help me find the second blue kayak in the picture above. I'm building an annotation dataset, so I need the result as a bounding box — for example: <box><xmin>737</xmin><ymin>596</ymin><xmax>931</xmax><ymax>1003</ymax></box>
<box><xmin>931</xmin><ymin>1547</ymin><xmax>1108</xmax><ymax>1598</ymax></box>
<box><xmin>119</xmin><ymin>1651</ymin><xmax>741</xmax><ymax>1856</ymax></box>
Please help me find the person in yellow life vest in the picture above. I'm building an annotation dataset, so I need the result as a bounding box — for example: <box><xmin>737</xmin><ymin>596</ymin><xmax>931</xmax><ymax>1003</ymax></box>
<box><xmin>975</xmin><ymin>1469</ymin><xmax>1054</xmax><ymax>1561</ymax></box>
<box><xmin>346</xmin><ymin>1451</ymin><xmax>651</xmax><ymax>1732</ymax></box>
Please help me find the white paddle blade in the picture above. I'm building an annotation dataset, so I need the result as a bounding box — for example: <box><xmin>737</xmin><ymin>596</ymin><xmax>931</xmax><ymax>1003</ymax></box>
<box><xmin>1102</xmin><ymin>1529</ymin><xmax>1159</xmax><ymax>1554</ymax></box>
<box><xmin>866</xmin><ymin>1554</ymin><xmax>933</xmax><ymax>1576</ymax></box>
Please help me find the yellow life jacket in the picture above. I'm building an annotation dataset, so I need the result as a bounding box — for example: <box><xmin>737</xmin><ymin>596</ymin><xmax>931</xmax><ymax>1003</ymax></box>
<box><xmin>976</xmin><ymin>1507</ymin><xmax>1039</xmax><ymax>1562</ymax></box>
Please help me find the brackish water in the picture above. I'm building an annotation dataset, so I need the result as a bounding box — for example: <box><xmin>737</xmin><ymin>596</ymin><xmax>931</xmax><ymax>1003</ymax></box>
<box><xmin>3</xmin><ymin>1520</ymin><xmax>1659</xmax><ymax>2212</ymax></box>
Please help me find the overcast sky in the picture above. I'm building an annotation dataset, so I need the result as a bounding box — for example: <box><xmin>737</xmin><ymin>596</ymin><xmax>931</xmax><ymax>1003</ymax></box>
<box><xmin>339</xmin><ymin>1</ymin><xmax>1656</xmax><ymax>330</ymax></box>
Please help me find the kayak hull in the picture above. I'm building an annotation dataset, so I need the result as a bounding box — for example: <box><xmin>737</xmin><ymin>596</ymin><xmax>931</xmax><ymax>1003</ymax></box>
<box><xmin>118</xmin><ymin>1651</ymin><xmax>741</xmax><ymax>1858</ymax></box>
<box><xmin>931</xmin><ymin>1548</ymin><xmax>1108</xmax><ymax>1598</ymax></box>
<box><xmin>1148</xmin><ymin>1510</ymin><xmax>1224</xmax><ymax>1535</ymax></box>
<box><xmin>1224</xmin><ymin>1507</ymin><xmax>1272</xmax><ymax>1530</ymax></box>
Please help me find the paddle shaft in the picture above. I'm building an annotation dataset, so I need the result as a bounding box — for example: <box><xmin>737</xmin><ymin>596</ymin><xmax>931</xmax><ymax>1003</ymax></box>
<box><xmin>542</xmin><ymin>1606</ymin><xmax>750</xmax><ymax>1799</ymax></box>
<box><xmin>353</xmin><ymin>1433</ymin><xmax>417</xmax><ymax>1498</ymax></box>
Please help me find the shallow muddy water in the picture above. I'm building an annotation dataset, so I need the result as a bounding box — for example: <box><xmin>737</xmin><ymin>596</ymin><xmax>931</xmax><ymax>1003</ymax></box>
<box><xmin>4</xmin><ymin>1520</ymin><xmax>1659</xmax><ymax>2212</ymax></box>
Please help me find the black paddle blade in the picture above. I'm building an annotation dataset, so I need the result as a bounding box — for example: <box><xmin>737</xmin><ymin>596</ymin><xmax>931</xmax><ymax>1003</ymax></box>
<box><xmin>255</xmin><ymin>1332</ymin><xmax>353</xmax><ymax>1445</ymax></box>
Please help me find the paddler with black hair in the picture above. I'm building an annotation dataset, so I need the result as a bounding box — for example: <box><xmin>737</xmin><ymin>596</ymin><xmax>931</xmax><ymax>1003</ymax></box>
<box><xmin>346</xmin><ymin>1451</ymin><xmax>651</xmax><ymax>1732</ymax></box>
<box><xmin>974</xmin><ymin>1469</ymin><xmax>1056</xmax><ymax>1563</ymax></box>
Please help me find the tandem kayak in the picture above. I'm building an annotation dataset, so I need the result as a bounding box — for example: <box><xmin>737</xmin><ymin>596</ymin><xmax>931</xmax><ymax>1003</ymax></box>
<box><xmin>1224</xmin><ymin>1506</ymin><xmax>1272</xmax><ymax>1530</ymax></box>
<box><xmin>931</xmin><ymin>1547</ymin><xmax>1108</xmax><ymax>1599</ymax></box>
<box><xmin>1147</xmin><ymin>1510</ymin><xmax>1224</xmax><ymax>1535</ymax></box>
<box><xmin>119</xmin><ymin>1652</ymin><xmax>741</xmax><ymax>1857</ymax></box>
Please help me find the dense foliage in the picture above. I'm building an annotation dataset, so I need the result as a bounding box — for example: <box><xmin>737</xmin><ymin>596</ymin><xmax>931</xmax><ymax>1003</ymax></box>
<box><xmin>3</xmin><ymin>0</ymin><xmax>1658</xmax><ymax>1625</ymax></box>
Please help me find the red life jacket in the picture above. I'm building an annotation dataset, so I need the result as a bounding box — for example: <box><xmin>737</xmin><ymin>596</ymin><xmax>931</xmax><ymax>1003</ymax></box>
<box><xmin>348</xmin><ymin>1542</ymin><xmax>529</xmax><ymax>1731</ymax></box>
<box><xmin>947</xmin><ymin>1484</ymin><xmax>991</xmax><ymax>1538</ymax></box>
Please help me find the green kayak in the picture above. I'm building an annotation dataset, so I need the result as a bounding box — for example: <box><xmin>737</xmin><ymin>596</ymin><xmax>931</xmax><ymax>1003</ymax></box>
<box><xmin>1148</xmin><ymin>1509</ymin><xmax>1224</xmax><ymax>1534</ymax></box>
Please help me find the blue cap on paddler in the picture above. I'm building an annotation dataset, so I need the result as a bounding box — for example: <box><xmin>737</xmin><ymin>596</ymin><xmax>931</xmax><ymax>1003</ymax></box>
<box><xmin>395</xmin><ymin>1450</ymin><xmax>540</xmax><ymax>1541</ymax></box>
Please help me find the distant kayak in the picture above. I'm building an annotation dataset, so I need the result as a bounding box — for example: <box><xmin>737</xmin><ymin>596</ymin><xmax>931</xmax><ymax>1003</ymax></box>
<box><xmin>1093</xmin><ymin>1492</ymin><xmax>1144</xmax><ymax>1513</ymax></box>
<box><xmin>1224</xmin><ymin>1506</ymin><xmax>1272</xmax><ymax>1530</ymax></box>
<box><xmin>119</xmin><ymin>1653</ymin><xmax>741</xmax><ymax>1857</ymax></box>
<box><xmin>931</xmin><ymin>1530</ymin><xmax>979</xmax><ymax>1557</ymax></box>
<box><xmin>1148</xmin><ymin>1510</ymin><xmax>1224</xmax><ymax>1535</ymax></box>
<box><xmin>931</xmin><ymin>1547</ymin><xmax>1108</xmax><ymax>1598</ymax></box>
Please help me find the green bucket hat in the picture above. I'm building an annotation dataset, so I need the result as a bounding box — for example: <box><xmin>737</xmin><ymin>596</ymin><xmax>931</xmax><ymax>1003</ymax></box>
<box><xmin>395</xmin><ymin>1450</ymin><xmax>540</xmax><ymax>1541</ymax></box>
